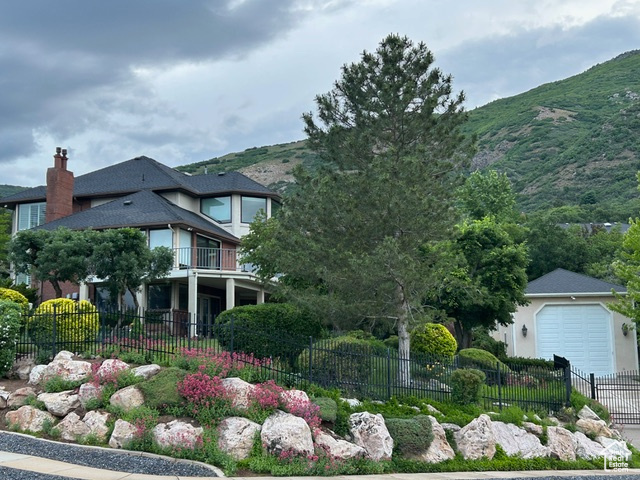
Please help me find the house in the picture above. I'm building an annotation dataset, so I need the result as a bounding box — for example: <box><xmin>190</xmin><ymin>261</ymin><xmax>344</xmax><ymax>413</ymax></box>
<box><xmin>0</xmin><ymin>148</ymin><xmax>281</xmax><ymax>331</ymax></box>
<box><xmin>494</xmin><ymin>268</ymin><xmax>639</xmax><ymax>376</ymax></box>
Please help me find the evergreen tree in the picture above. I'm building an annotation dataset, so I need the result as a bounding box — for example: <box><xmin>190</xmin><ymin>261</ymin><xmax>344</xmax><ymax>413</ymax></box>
<box><xmin>242</xmin><ymin>34</ymin><xmax>473</xmax><ymax>383</ymax></box>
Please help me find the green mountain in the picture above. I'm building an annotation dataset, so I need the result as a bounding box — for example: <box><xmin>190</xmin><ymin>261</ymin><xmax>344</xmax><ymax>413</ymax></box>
<box><xmin>0</xmin><ymin>185</ymin><xmax>26</xmax><ymax>199</ymax></box>
<box><xmin>180</xmin><ymin>50</ymin><xmax>640</xmax><ymax>221</ymax></box>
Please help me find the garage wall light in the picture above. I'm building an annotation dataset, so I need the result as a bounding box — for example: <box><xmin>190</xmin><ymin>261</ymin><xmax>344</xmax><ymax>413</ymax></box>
<box><xmin>521</xmin><ymin>324</ymin><xmax>528</xmax><ymax>337</ymax></box>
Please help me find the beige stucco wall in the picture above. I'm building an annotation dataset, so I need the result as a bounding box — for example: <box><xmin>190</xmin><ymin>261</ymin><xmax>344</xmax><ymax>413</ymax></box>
<box><xmin>493</xmin><ymin>295</ymin><xmax>639</xmax><ymax>373</ymax></box>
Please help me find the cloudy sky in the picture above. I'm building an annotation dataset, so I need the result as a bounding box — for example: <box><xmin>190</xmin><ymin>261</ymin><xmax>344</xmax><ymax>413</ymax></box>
<box><xmin>1</xmin><ymin>0</ymin><xmax>639</xmax><ymax>187</ymax></box>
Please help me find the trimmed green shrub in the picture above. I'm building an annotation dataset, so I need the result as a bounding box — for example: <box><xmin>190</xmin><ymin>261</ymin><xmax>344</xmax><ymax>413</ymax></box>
<box><xmin>312</xmin><ymin>397</ymin><xmax>338</xmax><ymax>423</ymax></box>
<box><xmin>0</xmin><ymin>300</ymin><xmax>22</xmax><ymax>377</ymax></box>
<box><xmin>451</xmin><ymin>368</ymin><xmax>485</xmax><ymax>405</ymax></box>
<box><xmin>297</xmin><ymin>335</ymin><xmax>374</xmax><ymax>395</ymax></box>
<box><xmin>216</xmin><ymin>303</ymin><xmax>325</xmax><ymax>365</ymax></box>
<box><xmin>385</xmin><ymin>415</ymin><xmax>434</xmax><ymax>456</ymax></box>
<box><xmin>411</xmin><ymin>323</ymin><xmax>457</xmax><ymax>358</ymax></box>
<box><xmin>383</xmin><ymin>335</ymin><xmax>399</xmax><ymax>349</ymax></box>
<box><xmin>505</xmin><ymin>356</ymin><xmax>555</xmax><ymax>371</ymax></box>
<box><xmin>0</xmin><ymin>287</ymin><xmax>29</xmax><ymax>316</ymax></box>
<box><xmin>29</xmin><ymin>299</ymin><xmax>100</xmax><ymax>352</ymax></box>
<box><xmin>458</xmin><ymin>348</ymin><xmax>510</xmax><ymax>384</ymax></box>
<box><xmin>471</xmin><ymin>328</ymin><xmax>507</xmax><ymax>359</ymax></box>
<box><xmin>137</xmin><ymin>367</ymin><xmax>186</xmax><ymax>410</ymax></box>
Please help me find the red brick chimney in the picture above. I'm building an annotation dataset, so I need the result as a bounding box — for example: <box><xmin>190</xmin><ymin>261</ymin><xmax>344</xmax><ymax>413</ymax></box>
<box><xmin>45</xmin><ymin>147</ymin><xmax>74</xmax><ymax>222</ymax></box>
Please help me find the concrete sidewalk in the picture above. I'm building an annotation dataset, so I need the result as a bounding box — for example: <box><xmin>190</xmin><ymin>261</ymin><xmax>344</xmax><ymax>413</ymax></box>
<box><xmin>1</xmin><ymin>450</ymin><xmax>639</xmax><ymax>480</ymax></box>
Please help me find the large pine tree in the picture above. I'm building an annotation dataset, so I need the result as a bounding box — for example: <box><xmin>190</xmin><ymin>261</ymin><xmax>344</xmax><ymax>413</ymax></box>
<box><xmin>242</xmin><ymin>34</ymin><xmax>474</xmax><ymax>383</ymax></box>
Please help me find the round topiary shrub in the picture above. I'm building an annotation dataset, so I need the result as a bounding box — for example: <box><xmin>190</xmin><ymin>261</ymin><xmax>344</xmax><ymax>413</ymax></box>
<box><xmin>216</xmin><ymin>303</ymin><xmax>325</xmax><ymax>366</ymax></box>
<box><xmin>0</xmin><ymin>300</ymin><xmax>22</xmax><ymax>377</ymax></box>
<box><xmin>0</xmin><ymin>287</ymin><xmax>29</xmax><ymax>316</ymax></box>
<box><xmin>451</xmin><ymin>368</ymin><xmax>486</xmax><ymax>405</ymax></box>
<box><xmin>458</xmin><ymin>348</ymin><xmax>510</xmax><ymax>385</ymax></box>
<box><xmin>29</xmin><ymin>299</ymin><xmax>100</xmax><ymax>354</ymax></box>
<box><xmin>385</xmin><ymin>415</ymin><xmax>434</xmax><ymax>457</ymax></box>
<box><xmin>411</xmin><ymin>323</ymin><xmax>457</xmax><ymax>358</ymax></box>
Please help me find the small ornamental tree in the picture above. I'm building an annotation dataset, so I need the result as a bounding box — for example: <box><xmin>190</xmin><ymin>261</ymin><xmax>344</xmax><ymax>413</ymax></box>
<box><xmin>0</xmin><ymin>300</ymin><xmax>22</xmax><ymax>377</ymax></box>
<box><xmin>29</xmin><ymin>299</ymin><xmax>99</xmax><ymax>353</ymax></box>
<box><xmin>410</xmin><ymin>322</ymin><xmax>457</xmax><ymax>358</ymax></box>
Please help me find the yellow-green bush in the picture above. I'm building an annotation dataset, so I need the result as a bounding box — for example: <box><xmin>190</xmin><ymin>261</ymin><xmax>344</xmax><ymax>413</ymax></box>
<box><xmin>0</xmin><ymin>287</ymin><xmax>29</xmax><ymax>316</ymax></box>
<box><xmin>410</xmin><ymin>323</ymin><xmax>457</xmax><ymax>358</ymax></box>
<box><xmin>29</xmin><ymin>299</ymin><xmax>99</xmax><ymax>350</ymax></box>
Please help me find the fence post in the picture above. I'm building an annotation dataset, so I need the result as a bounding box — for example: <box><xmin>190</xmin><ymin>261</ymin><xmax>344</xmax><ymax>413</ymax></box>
<box><xmin>387</xmin><ymin>348</ymin><xmax>392</xmax><ymax>400</ymax></box>
<box><xmin>187</xmin><ymin>312</ymin><xmax>192</xmax><ymax>351</ymax></box>
<box><xmin>51</xmin><ymin>304</ymin><xmax>58</xmax><ymax>358</ymax></box>
<box><xmin>496</xmin><ymin>361</ymin><xmax>502</xmax><ymax>411</ymax></box>
<box><xmin>230</xmin><ymin>315</ymin><xmax>234</xmax><ymax>354</ymax></box>
<box><xmin>564</xmin><ymin>366</ymin><xmax>572</xmax><ymax>407</ymax></box>
<box><xmin>590</xmin><ymin>373</ymin><xmax>596</xmax><ymax>400</ymax></box>
<box><xmin>308</xmin><ymin>336</ymin><xmax>313</xmax><ymax>384</ymax></box>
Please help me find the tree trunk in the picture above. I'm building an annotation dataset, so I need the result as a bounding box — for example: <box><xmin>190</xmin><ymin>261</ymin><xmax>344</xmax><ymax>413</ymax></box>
<box><xmin>454</xmin><ymin>319</ymin><xmax>472</xmax><ymax>349</ymax></box>
<box><xmin>396</xmin><ymin>283</ymin><xmax>411</xmax><ymax>387</ymax></box>
<box><xmin>51</xmin><ymin>280</ymin><xmax>63</xmax><ymax>299</ymax></box>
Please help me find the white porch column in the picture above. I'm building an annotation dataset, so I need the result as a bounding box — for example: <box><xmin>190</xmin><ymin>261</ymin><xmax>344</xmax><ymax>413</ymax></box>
<box><xmin>256</xmin><ymin>289</ymin><xmax>265</xmax><ymax>305</ymax></box>
<box><xmin>79</xmin><ymin>282</ymin><xmax>89</xmax><ymax>302</ymax></box>
<box><xmin>226</xmin><ymin>278</ymin><xmax>236</xmax><ymax>311</ymax></box>
<box><xmin>188</xmin><ymin>271</ymin><xmax>198</xmax><ymax>337</ymax></box>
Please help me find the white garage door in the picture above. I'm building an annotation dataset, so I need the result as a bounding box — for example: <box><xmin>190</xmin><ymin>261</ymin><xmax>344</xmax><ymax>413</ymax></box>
<box><xmin>536</xmin><ymin>304</ymin><xmax>614</xmax><ymax>376</ymax></box>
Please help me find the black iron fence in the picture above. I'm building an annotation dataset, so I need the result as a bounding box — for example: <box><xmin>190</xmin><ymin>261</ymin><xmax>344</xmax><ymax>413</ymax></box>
<box><xmin>571</xmin><ymin>366</ymin><xmax>640</xmax><ymax>424</ymax></box>
<box><xmin>15</xmin><ymin>308</ymin><xmax>571</xmax><ymax>413</ymax></box>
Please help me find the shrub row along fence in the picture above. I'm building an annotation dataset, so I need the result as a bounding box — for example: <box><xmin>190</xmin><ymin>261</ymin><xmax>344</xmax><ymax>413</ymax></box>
<box><xmin>15</xmin><ymin>307</ymin><xmax>571</xmax><ymax>413</ymax></box>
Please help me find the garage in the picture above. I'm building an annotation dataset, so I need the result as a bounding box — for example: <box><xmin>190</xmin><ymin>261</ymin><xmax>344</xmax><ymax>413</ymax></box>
<box><xmin>536</xmin><ymin>304</ymin><xmax>614</xmax><ymax>376</ymax></box>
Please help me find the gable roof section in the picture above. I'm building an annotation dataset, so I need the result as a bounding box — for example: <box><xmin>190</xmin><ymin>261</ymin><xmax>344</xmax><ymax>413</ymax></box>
<box><xmin>526</xmin><ymin>268</ymin><xmax>626</xmax><ymax>296</ymax></box>
<box><xmin>0</xmin><ymin>156</ymin><xmax>277</xmax><ymax>205</ymax></box>
<box><xmin>37</xmin><ymin>190</ymin><xmax>239</xmax><ymax>243</ymax></box>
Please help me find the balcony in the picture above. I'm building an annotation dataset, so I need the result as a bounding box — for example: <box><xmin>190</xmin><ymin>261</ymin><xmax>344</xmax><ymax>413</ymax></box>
<box><xmin>172</xmin><ymin>247</ymin><xmax>253</xmax><ymax>272</ymax></box>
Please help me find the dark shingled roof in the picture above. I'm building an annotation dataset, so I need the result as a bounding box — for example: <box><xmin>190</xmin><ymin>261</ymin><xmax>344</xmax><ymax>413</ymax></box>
<box><xmin>37</xmin><ymin>190</ymin><xmax>239</xmax><ymax>243</ymax></box>
<box><xmin>0</xmin><ymin>156</ymin><xmax>276</xmax><ymax>204</ymax></box>
<box><xmin>526</xmin><ymin>268</ymin><xmax>626</xmax><ymax>295</ymax></box>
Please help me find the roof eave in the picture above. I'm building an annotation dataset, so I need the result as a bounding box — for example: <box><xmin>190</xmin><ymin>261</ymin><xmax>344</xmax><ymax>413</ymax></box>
<box><xmin>526</xmin><ymin>291</ymin><xmax>626</xmax><ymax>298</ymax></box>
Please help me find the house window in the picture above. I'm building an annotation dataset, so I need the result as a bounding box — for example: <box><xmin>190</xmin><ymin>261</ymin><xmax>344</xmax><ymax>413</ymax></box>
<box><xmin>241</xmin><ymin>196</ymin><xmax>266</xmax><ymax>223</ymax></box>
<box><xmin>148</xmin><ymin>284</ymin><xmax>172</xmax><ymax>310</ymax></box>
<box><xmin>149</xmin><ymin>229</ymin><xmax>173</xmax><ymax>249</ymax></box>
<box><xmin>17</xmin><ymin>202</ymin><xmax>46</xmax><ymax>230</ymax></box>
<box><xmin>201</xmin><ymin>196</ymin><xmax>231</xmax><ymax>223</ymax></box>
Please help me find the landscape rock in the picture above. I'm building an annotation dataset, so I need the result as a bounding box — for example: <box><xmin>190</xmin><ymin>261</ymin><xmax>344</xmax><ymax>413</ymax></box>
<box><xmin>491</xmin><ymin>421</ymin><xmax>549</xmax><ymax>458</ymax></box>
<box><xmin>53</xmin><ymin>351</ymin><xmax>74</xmax><ymax>362</ymax></box>
<box><xmin>109</xmin><ymin>419</ymin><xmax>138</xmax><ymax>449</ymax></box>
<box><xmin>574</xmin><ymin>431</ymin><xmax>605</xmax><ymax>459</ymax></box>
<box><xmin>78</xmin><ymin>383</ymin><xmax>101</xmax><ymax>408</ymax></box>
<box><xmin>261</xmin><ymin>410</ymin><xmax>314</xmax><ymax>457</ymax></box>
<box><xmin>217</xmin><ymin>417</ymin><xmax>262</xmax><ymax>460</ymax></box>
<box><xmin>421</xmin><ymin>416</ymin><xmax>455</xmax><ymax>463</ymax></box>
<box><xmin>596</xmin><ymin>436</ymin><xmax>632</xmax><ymax>460</ymax></box>
<box><xmin>280</xmin><ymin>388</ymin><xmax>310</xmax><ymax>408</ymax></box>
<box><xmin>37</xmin><ymin>390</ymin><xmax>80</xmax><ymax>417</ymax></box>
<box><xmin>314</xmin><ymin>431</ymin><xmax>367</xmax><ymax>460</ymax></box>
<box><xmin>546</xmin><ymin>426</ymin><xmax>577</xmax><ymax>461</ymax></box>
<box><xmin>441</xmin><ymin>423</ymin><xmax>461</xmax><ymax>432</ymax></box>
<box><xmin>83</xmin><ymin>410</ymin><xmax>111</xmax><ymax>441</ymax></box>
<box><xmin>576</xmin><ymin>418</ymin><xmax>614</xmax><ymax>438</ymax></box>
<box><xmin>455</xmin><ymin>414</ymin><xmax>496</xmax><ymax>460</ymax></box>
<box><xmin>222</xmin><ymin>377</ymin><xmax>255</xmax><ymax>411</ymax></box>
<box><xmin>425</xmin><ymin>404</ymin><xmax>442</xmax><ymax>415</ymax></box>
<box><xmin>578</xmin><ymin>405</ymin><xmax>601</xmax><ymax>421</ymax></box>
<box><xmin>153</xmin><ymin>420</ymin><xmax>203</xmax><ymax>449</ymax></box>
<box><xmin>12</xmin><ymin>357</ymin><xmax>36</xmax><ymax>380</ymax></box>
<box><xmin>109</xmin><ymin>385</ymin><xmax>144</xmax><ymax>411</ymax></box>
<box><xmin>28</xmin><ymin>365</ymin><xmax>47</xmax><ymax>385</ymax></box>
<box><xmin>0</xmin><ymin>388</ymin><xmax>10</xmax><ymax>409</ymax></box>
<box><xmin>522</xmin><ymin>421</ymin><xmax>543</xmax><ymax>436</ymax></box>
<box><xmin>349</xmin><ymin>412</ymin><xmax>393</xmax><ymax>461</ymax></box>
<box><xmin>132</xmin><ymin>364</ymin><xmax>161</xmax><ymax>379</ymax></box>
<box><xmin>42</xmin><ymin>358</ymin><xmax>92</xmax><ymax>383</ymax></box>
<box><xmin>57</xmin><ymin>412</ymin><xmax>91</xmax><ymax>441</ymax></box>
<box><xmin>6</xmin><ymin>406</ymin><xmax>57</xmax><ymax>433</ymax></box>
<box><xmin>341</xmin><ymin>398</ymin><xmax>361</xmax><ymax>408</ymax></box>
<box><xmin>8</xmin><ymin>387</ymin><xmax>38</xmax><ymax>408</ymax></box>
<box><xmin>96</xmin><ymin>359</ymin><xmax>130</xmax><ymax>378</ymax></box>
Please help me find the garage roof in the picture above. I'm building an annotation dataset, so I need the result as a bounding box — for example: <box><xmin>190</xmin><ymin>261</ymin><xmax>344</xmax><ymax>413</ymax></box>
<box><xmin>527</xmin><ymin>268</ymin><xmax>626</xmax><ymax>296</ymax></box>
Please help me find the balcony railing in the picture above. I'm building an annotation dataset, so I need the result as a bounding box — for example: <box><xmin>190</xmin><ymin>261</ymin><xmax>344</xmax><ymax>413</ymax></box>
<box><xmin>173</xmin><ymin>247</ymin><xmax>254</xmax><ymax>272</ymax></box>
